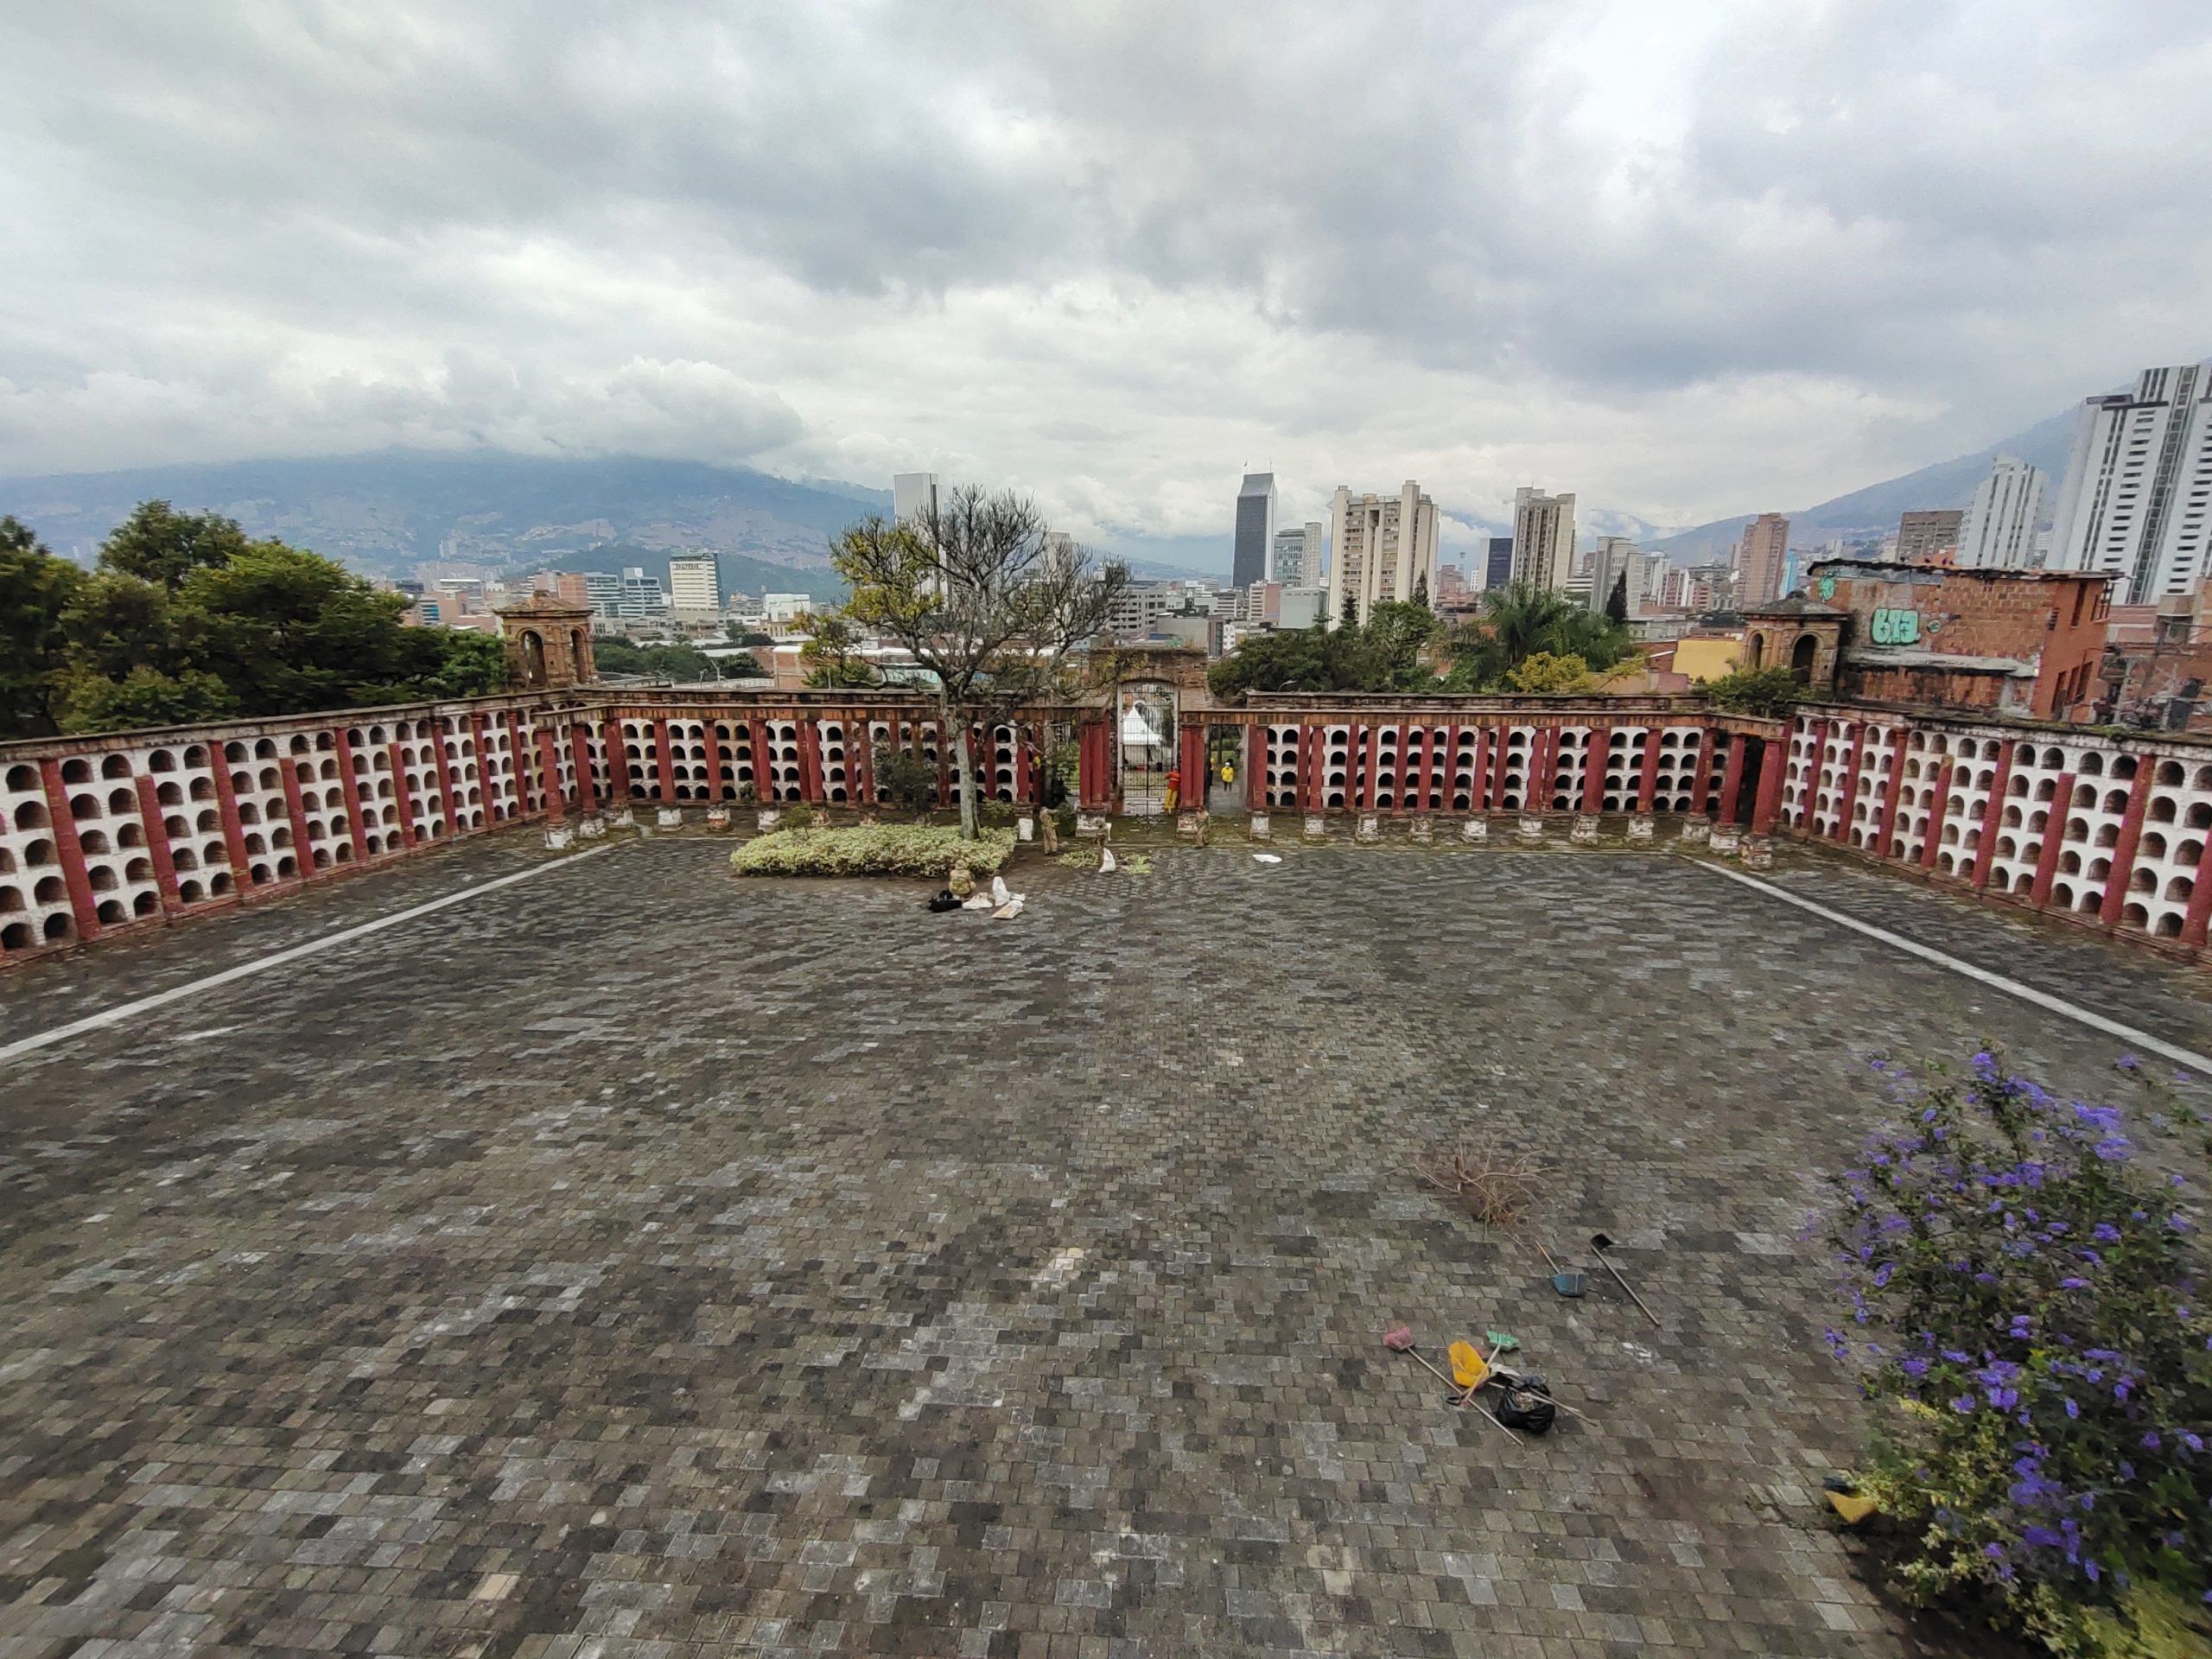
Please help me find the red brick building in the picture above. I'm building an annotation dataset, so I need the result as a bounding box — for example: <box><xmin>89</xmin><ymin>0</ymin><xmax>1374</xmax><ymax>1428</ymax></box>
<box><xmin>1783</xmin><ymin>560</ymin><xmax>2111</xmax><ymax>720</ymax></box>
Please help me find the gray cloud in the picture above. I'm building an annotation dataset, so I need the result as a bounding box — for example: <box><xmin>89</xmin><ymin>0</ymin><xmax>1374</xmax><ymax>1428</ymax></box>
<box><xmin>2</xmin><ymin>0</ymin><xmax>2209</xmax><ymax>537</ymax></box>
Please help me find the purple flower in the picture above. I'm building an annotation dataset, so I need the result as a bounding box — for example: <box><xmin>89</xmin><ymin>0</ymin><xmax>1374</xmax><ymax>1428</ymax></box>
<box><xmin>1951</xmin><ymin>1395</ymin><xmax>1977</xmax><ymax>1414</ymax></box>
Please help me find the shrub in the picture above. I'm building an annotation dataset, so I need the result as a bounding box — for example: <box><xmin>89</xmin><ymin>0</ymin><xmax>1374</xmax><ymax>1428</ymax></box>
<box><xmin>1704</xmin><ymin>664</ymin><xmax>1803</xmax><ymax>715</ymax></box>
<box><xmin>1825</xmin><ymin>1053</ymin><xmax>2210</xmax><ymax>1656</ymax></box>
<box><xmin>729</xmin><ymin>824</ymin><xmax>1015</xmax><ymax>879</ymax></box>
<box><xmin>872</xmin><ymin>742</ymin><xmax>940</xmax><ymax>815</ymax></box>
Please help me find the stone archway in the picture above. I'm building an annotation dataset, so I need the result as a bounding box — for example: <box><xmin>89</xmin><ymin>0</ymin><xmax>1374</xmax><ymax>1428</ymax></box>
<box><xmin>1790</xmin><ymin>632</ymin><xmax>1818</xmax><ymax>683</ymax></box>
<box><xmin>520</xmin><ymin>630</ymin><xmax>548</xmax><ymax>687</ymax></box>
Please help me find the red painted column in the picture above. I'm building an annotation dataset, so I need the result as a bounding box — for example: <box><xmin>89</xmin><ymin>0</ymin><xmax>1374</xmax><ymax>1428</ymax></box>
<box><xmin>1715</xmin><ymin>730</ymin><xmax>1748</xmax><ymax>825</ymax></box>
<box><xmin>1869</xmin><ymin>728</ymin><xmax>1907</xmax><ymax>858</ymax></box>
<box><xmin>606</xmin><ymin>717</ymin><xmax>633</xmax><ymax>804</ymax></box>
<box><xmin>535</xmin><ymin>728</ymin><xmax>569</xmax><ymax>823</ymax></box>
<box><xmin>1536</xmin><ymin>726</ymin><xmax>1560</xmax><ymax>810</ymax></box>
<box><xmin>2098</xmin><ymin>754</ymin><xmax>2158</xmax><ymax>927</ymax></box>
<box><xmin>502</xmin><ymin>710</ymin><xmax>531</xmax><ymax>814</ymax></box>
<box><xmin>130</xmin><ymin>774</ymin><xmax>183</xmax><ymax>914</ymax></box>
<box><xmin>1972</xmin><ymin>739</ymin><xmax>2016</xmax><ymax>893</ymax></box>
<box><xmin>1444</xmin><ymin>723</ymin><xmax>1464</xmax><ymax>809</ymax></box>
<box><xmin>1487</xmin><ymin>728</ymin><xmax>1508</xmax><ymax>810</ymax></box>
<box><xmin>1356</xmin><ymin>726</ymin><xmax>1375</xmax><ymax>811</ymax></box>
<box><xmin>1420</xmin><ymin>724</ymin><xmax>1441</xmax><ymax>810</ymax></box>
<box><xmin>570</xmin><ymin>723</ymin><xmax>598</xmax><ymax>812</ymax></box>
<box><xmin>702</xmin><ymin>718</ymin><xmax>726</xmax><ymax>802</ymax></box>
<box><xmin>1688</xmin><ymin>728</ymin><xmax>1714</xmax><ymax>818</ymax></box>
<box><xmin>1635</xmin><ymin>728</ymin><xmax>1661</xmax><ymax>812</ymax></box>
<box><xmin>39</xmin><ymin>760</ymin><xmax>103</xmax><ymax>940</ymax></box>
<box><xmin>208</xmin><ymin>744</ymin><xmax>257</xmax><ymax>876</ymax></box>
<box><xmin>1300</xmin><ymin>723</ymin><xmax>1321</xmax><ymax>811</ymax></box>
<box><xmin>1749</xmin><ymin>738</ymin><xmax>1789</xmax><ymax>836</ymax></box>
<box><xmin>1179</xmin><ymin>724</ymin><xmax>1206</xmax><ymax>811</ymax></box>
<box><xmin>654</xmin><ymin>717</ymin><xmax>678</xmax><ymax>804</ymax></box>
<box><xmin>2179</xmin><ymin>823</ymin><xmax>2212</xmax><ymax>948</ymax></box>
<box><xmin>386</xmin><ymin>741</ymin><xmax>419</xmax><ymax>849</ymax></box>
<box><xmin>332</xmin><ymin>731</ymin><xmax>372</xmax><ymax>860</ymax></box>
<box><xmin>1833</xmin><ymin>722</ymin><xmax>1869</xmax><ymax>845</ymax></box>
<box><xmin>1393</xmin><ymin>724</ymin><xmax>1414</xmax><ymax>811</ymax></box>
<box><xmin>1581</xmin><ymin>726</ymin><xmax>1608</xmax><ymax>814</ymax></box>
<box><xmin>427</xmin><ymin>721</ymin><xmax>461</xmax><ymax>838</ymax></box>
<box><xmin>1245</xmin><ymin>725</ymin><xmax>1264</xmax><ymax>811</ymax></box>
<box><xmin>1803</xmin><ymin>719</ymin><xmax>1830</xmax><ymax>833</ymax></box>
<box><xmin>276</xmin><ymin>749</ymin><xmax>318</xmax><ymax>878</ymax></box>
<box><xmin>749</xmin><ymin>716</ymin><xmax>772</xmax><ymax>804</ymax></box>
<box><xmin>2030</xmin><ymin>772</ymin><xmax>2076</xmax><ymax>909</ymax></box>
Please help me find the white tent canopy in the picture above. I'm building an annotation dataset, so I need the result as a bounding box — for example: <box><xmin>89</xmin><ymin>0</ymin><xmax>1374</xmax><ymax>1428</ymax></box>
<box><xmin>1120</xmin><ymin>706</ymin><xmax>1166</xmax><ymax>748</ymax></box>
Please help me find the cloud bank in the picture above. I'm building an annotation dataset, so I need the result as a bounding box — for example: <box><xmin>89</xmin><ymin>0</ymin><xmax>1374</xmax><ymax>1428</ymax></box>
<box><xmin>3</xmin><ymin>0</ymin><xmax>2209</xmax><ymax>542</ymax></box>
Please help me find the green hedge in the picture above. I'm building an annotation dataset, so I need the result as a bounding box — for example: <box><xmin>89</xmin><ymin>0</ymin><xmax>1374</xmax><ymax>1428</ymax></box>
<box><xmin>728</xmin><ymin>824</ymin><xmax>1017</xmax><ymax>878</ymax></box>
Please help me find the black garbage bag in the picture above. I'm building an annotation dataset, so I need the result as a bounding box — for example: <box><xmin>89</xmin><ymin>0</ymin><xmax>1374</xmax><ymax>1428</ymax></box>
<box><xmin>1494</xmin><ymin>1373</ymin><xmax>1557</xmax><ymax>1434</ymax></box>
<box><xmin>926</xmin><ymin>889</ymin><xmax>963</xmax><ymax>912</ymax></box>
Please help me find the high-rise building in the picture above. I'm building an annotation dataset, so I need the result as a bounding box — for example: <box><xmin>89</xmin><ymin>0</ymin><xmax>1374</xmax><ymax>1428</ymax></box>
<box><xmin>1735</xmin><ymin>512</ymin><xmax>1790</xmax><ymax>607</ymax></box>
<box><xmin>1269</xmin><ymin>520</ymin><xmax>1323</xmax><ymax>587</ymax></box>
<box><xmin>1586</xmin><ymin>536</ymin><xmax>1639</xmax><ymax>614</ymax></box>
<box><xmin>1234</xmin><ymin>474</ymin><xmax>1277</xmax><ymax>588</ymax></box>
<box><xmin>1896</xmin><ymin>509</ymin><xmax>1965</xmax><ymax>564</ymax></box>
<box><xmin>892</xmin><ymin>472</ymin><xmax>940</xmax><ymax>524</ymax></box>
<box><xmin>668</xmin><ymin>552</ymin><xmax>722</xmax><ymax>613</ymax></box>
<box><xmin>1326</xmin><ymin>481</ymin><xmax>1440</xmax><ymax>625</ymax></box>
<box><xmin>1510</xmin><ymin>489</ymin><xmax>1576</xmax><ymax>591</ymax></box>
<box><xmin>1484</xmin><ymin>537</ymin><xmax>1513</xmax><ymax>591</ymax></box>
<box><xmin>2050</xmin><ymin>364</ymin><xmax>2212</xmax><ymax>602</ymax></box>
<box><xmin>1956</xmin><ymin>455</ymin><xmax>2048</xmax><ymax>569</ymax></box>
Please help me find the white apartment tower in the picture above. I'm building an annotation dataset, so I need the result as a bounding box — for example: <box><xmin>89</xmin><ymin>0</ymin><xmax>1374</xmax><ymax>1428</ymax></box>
<box><xmin>667</xmin><ymin>552</ymin><xmax>721</xmax><ymax>613</ymax></box>
<box><xmin>1956</xmin><ymin>455</ymin><xmax>2048</xmax><ymax>569</ymax></box>
<box><xmin>892</xmin><ymin>471</ymin><xmax>941</xmax><ymax>524</ymax></box>
<box><xmin>1327</xmin><ymin>482</ymin><xmax>1440</xmax><ymax>625</ymax></box>
<box><xmin>2050</xmin><ymin>364</ymin><xmax>2212</xmax><ymax>602</ymax></box>
<box><xmin>1270</xmin><ymin>521</ymin><xmax>1324</xmax><ymax>587</ymax></box>
<box><xmin>1510</xmin><ymin>488</ymin><xmax>1577</xmax><ymax>591</ymax></box>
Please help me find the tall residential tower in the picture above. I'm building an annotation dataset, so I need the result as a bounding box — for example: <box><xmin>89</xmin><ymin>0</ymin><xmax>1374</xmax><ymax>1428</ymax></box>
<box><xmin>1957</xmin><ymin>454</ymin><xmax>2048</xmax><ymax>569</ymax></box>
<box><xmin>1510</xmin><ymin>488</ymin><xmax>1576</xmax><ymax>591</ymax></box>
<box><xmin>1735</xmin><ymin>512</ymin><xmax>1790</xmax><ymax>607</ymax></box>
<box><xmin>1327</xmin><ymin>481</ymin><xmax>1439</xmax><ymax>625</ymax></box>
<box><xmin>2050</xmin><ymin>364</ymin><xmax>2212</xmax><ymax>602</ymax></box>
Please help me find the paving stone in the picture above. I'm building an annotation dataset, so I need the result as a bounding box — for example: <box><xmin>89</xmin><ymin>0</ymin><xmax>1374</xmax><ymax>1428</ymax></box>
<box><xmin>3</xmin><ymin>834</ymin><xmax>2197</xmax><ymax>1657</ymax></box>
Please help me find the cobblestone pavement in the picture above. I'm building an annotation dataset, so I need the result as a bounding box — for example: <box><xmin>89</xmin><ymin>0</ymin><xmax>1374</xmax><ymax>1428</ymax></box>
<box><xmin>3</xmin><ymin>832</ymin><xmax>2205</xmax><ymax>1659</ymax></box>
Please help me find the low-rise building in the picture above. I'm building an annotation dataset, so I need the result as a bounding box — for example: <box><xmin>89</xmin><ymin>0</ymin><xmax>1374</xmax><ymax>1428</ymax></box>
<box><xmin>1746</xmin><ymin>560</ymin><xmax>2111</xmax><ymax>720</ymax></box>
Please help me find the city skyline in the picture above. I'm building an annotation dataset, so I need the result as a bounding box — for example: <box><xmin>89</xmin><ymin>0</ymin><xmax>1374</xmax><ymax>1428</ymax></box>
<box><xmin>3</xmin><ymin>5</ymin><xmax>2209</xmax><ymax>552</ymax></box>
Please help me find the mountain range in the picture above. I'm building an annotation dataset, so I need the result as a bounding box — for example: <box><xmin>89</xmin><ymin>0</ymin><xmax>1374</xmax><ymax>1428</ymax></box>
<box><xmin>0</xmin><ymin>404</ymin><xmax>2088</xmax><ymax>590</ymax></box>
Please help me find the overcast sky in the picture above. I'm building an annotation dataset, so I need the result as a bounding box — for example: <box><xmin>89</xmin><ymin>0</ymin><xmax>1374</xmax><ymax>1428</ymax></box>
<box><xmin>3</xmin><ymin>1</ymin><xmax>2209</xmax><ymax>543</ymax></box>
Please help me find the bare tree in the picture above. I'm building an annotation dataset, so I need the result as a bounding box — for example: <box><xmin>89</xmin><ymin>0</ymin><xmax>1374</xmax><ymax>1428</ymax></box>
<box><xmin>831</xmin><ymin>486</ymin><xmax>1128</xmax><ymax>839</ymax></box>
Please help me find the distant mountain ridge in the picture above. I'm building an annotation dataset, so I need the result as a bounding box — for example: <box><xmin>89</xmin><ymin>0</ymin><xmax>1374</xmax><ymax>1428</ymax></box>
<box><xmin>0</xmin><ymin>448</ymin><xmax>1222</xmax><ymax>586</ymax></box>
<box><xmin>1644</xmin><ymin>407</ymin><xmax>2081</xmax><ymax>562</ymax></box>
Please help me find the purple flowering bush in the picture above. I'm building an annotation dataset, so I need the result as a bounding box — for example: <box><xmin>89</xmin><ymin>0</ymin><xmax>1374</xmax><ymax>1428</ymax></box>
<box><xmin>1827</xmin><ymin>1053</ymin><xmax>2210</xmax><ymax>1656</ymax></box>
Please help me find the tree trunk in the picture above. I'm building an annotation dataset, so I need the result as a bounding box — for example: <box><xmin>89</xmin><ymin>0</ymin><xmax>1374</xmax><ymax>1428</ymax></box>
<box><xmin>952</xmin><ymin>717</ymin><xmax>979</xmax><ymax>840</ymax></box>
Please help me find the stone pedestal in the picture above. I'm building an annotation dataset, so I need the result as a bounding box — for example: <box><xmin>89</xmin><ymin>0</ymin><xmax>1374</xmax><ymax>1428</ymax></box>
<box><xmin>1177</xmin><ymin>812</ymin><xmax>1203</xmax><ymax>838</ymax></box>
<box><xmin>657</xmin><ymin>806</ymin><xmax>684</xmax><ymax>830</ymax></box>
<box><xmin>1410</xmin><ymin>816</ymin><xmax>1434</xmax><ymax>844</ymax></box>
<box><xmin>704</xmin><ymin>805</ymin><xmax>730</xmax><ymax>832</ymax></box>
<box><xmin>1461</xmin><ymin>817</ymin><xmax>1489</xmax><ymax>843</ymax></box>
<box><xmin>1741</xmin><ymin>835</ymin><xmax>1775</xmax><ymax>869</ymax></box>
<box><xmin>1710</xmin><ymin>823</ymin><xmax>1742</xmax><ymax>854</ymax></box>
<box><xmin>577</xmin><ymin>815</ymin><xmax>606</xmax><ymax>841</ymax></box>
<box><xmin>1076</xmin><ymin>812</ymin><xmax>1109</xmax><ymax>838</ymax></box>
<box><xmin>1626</xmin><ymin>816</ymin><xmax>1655</xmax><ymax>843</ymax></box>
<box><xmin>543</xmin><ymin>823</ymin><xmax>575</xmax><ymax>850</ymax></box>
<box><xmin>1304</xmin><ymin>814</ymin><xmax>1327</xmax><ymax>840</ymax></box>
<box><xmin>1249</xmin><ymin>813</ymin><xmax>1272</xmax><ymax>840</ymax></box>
<box><xmin>1517</xmin><ymin>815</ymin><xmax>1546</xmax><ymax>843</ymax></box>
<box><xmin>756</xmin><ymin>808</ymin><xmax>781</xmax><ymax>832</ymax></box>
<box><xmin>1571</xmin><ymin>814</ymin><xmax>1599</xmax><ymax>845</ymax></box>
<box><xmin>1355</xmin><ymin>814</ymin><xmax>1382</xmax><ymax>843</ymax></box>
<box><xmin>1679</xmin><ymin>817</ymin><xmax>1712</xmax><ymax>844</ymax></box>
<box><xmin>607</xmin><ymin>806</ymin><xmax>635</xmax><ymax>830</ymax></box>
<box><xmin>1017</xmin><ymin>817</ymin><xmax>1035</xmax><ymax>842</ymax></box>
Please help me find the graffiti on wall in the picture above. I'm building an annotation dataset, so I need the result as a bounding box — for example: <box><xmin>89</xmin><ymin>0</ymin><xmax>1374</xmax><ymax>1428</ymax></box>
<box><xmin>1868</xmin><ymin>607</ymin><xmax>1924</xmax><ymax>646</ymax></box>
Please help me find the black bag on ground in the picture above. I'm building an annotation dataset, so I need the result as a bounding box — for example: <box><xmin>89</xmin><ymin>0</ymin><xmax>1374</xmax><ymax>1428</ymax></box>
<box><xmin>926</xmin><ymin>889</ymin><xmax>963</xmax><ymax>912</ymax></box>
<box><xmin>1495</xmin><ymin>1374</ymin><xmax>1557</xmax><ymax>1434</ymax></box>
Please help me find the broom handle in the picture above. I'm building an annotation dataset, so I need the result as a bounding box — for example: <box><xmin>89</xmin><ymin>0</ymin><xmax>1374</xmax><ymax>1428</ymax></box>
<box><xmin>1597</xmin><ymin>1252</ymin><xmax>1660</xmax><ymax>1327</ymax></box>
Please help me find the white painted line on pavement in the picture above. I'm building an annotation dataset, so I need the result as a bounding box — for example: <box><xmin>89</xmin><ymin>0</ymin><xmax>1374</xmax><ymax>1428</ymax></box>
<box><xmin>0</xmin><ymin>845</ymin><xmax>613</xmax><ymax>1065</ymax></box>
<box><xmin>1686</xmin><ymin>857</ymin><xmax>2212</xmax><ymax>1073</ymax></box>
